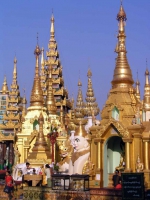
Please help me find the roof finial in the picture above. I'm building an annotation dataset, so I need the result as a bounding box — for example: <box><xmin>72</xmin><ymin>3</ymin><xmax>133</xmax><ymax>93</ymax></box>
<box><xmin>137</xmin><ymin>70</ymin><xmax>139</xmax><ymax>80</ymax></box>
<box><xmin>120</xmin><ymin>0</ymin><xmax>123</xmax><ymax>5</ymax></box>
<box><xmin>146</xmin><ymin>58</ymin><xmax>148</xmax><ymax>69</ymax></box>
<box><xmin>37</xmin><ymin>32</ymin><xmax>39</xmax><ymax>45</ymax></box>
<box><xmin>23</xmin><ymin>88</ymin><xmax>26</xmax><ymax>96</ymax></box>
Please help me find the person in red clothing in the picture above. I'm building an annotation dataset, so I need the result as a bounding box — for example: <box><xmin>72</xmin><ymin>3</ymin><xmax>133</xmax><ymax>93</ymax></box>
<box><xmin>4</xmin><ymin>170</ymin><xmax>15</xmax><ymax>200</ymax></box>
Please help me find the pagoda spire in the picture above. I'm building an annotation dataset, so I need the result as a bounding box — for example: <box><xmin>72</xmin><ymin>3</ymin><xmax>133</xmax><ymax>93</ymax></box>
<box><xmin>84</xmin><ymin>69</ymin><xmax>99</xmax><ymax>117</ymax></box>
<box><xmin>22</xmin><ymin>89</ymin><xmax>27</xmax><ymax>119</ymax></box>
<box><xmin>1</xmin><ymin>76</ymin><xmax>9</xmax><ymax>94</ymax></box>
<box><xmin>45</xmin><ymin>13</ymin><xmax>72</xmax><ymax>114</ymax></box>
<box><xmin>1</xmin><ymin>57</ymin><xmax>21</xmax><ymax>132</ymax></box>
<box><xmin>46</xmin><ymin>65</ymin><xmax>57</xmax><ymax>115</ymax></box>
<box><xmin>11</xmin><ymin>56</ymin><xmax>19</xmax><ymax>91</ymax></box>
<box><xmin>135</xmin><ymin>72</ymin><xmax>140</xmax><ymax>101</ymax></box>
<box><xmin>50</xmin><ymin>14</ymin><xmax>55</xmax><ymax>38</ymax></box>
<box><xmin>111</xmin><ymin>3</ymin><xmax>134</xmax><ymax>88</ymax></box>
<box><xmin>30</xmin><ymin>44</ymin><xmax>44</xmax><ymax>107</ymax></box>
<box><xmin>75</xmin><ymin>79</ymin><xmax>85</xmax><ymax>119</ymax></box>
<box><xmin>143</xmin><ymin>67</ymin><xmax>150</xmax><ymax>110</ymax></box>
<box><xmin>40</xmin><ymin>47</ymin><xmax>47</xmax><ymax>101</ymax></box>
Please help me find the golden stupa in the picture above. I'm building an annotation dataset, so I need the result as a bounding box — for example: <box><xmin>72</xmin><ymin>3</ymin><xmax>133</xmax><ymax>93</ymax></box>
<box><xmin>0</xmin><ymin>2</ymin><xmax>150</xmax><ymax>192</ymax></box>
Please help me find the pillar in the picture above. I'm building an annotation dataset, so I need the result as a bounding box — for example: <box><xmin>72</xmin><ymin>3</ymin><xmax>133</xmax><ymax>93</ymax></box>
<box><xmin>143</xmin><ymin>138</ymin><xmax>149</xmax><ymax>171</ymax></box>
<box><xmin>123</xmin><ymin>138</ymin><xmax>132</xmax><ymax>172</ymax></box>
<box><xmin>24</xmin><ymin>145</ymin><xmax>30</xmax><ymax>162</ymax></box>
<box><xmin>94</xmin><ymin>138</ymin><xmax>103</xmax><ymax>187</ymax></box>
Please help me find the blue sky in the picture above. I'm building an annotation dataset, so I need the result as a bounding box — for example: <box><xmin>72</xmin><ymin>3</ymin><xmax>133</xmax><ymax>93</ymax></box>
<box><xmin>0</xmin><ymin>0</ymin><xmax>150</xmax><ymax>113</ymax></box>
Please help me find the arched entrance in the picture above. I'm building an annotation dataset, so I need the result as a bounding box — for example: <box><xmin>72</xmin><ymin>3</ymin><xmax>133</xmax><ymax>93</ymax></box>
<box><xmin>103</xmin><ymin>136</ymin><xmax>125</xmax><ymax>187</ymax></box>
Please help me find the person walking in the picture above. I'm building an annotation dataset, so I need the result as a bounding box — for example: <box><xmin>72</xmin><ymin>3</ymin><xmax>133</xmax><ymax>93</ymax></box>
<box><xmin>4</xmin><ymin>170</ymin><xmax>15</xmax><ymax>200</ymax></box>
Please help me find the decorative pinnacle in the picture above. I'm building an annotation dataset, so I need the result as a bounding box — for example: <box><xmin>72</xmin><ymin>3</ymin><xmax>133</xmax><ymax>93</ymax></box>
<box><xmin>117</xmin><ymin>2</ymin><xmax>127</xmax><ymax>21</ymax></box>
<box><xmin>14</xmin><ymin>56</ymin><xmax>17</xmax><ymax>64</ymax></box>
<box><xmin>136</xmin><ymin>71</ymin><xmax>140</xmax><ymax>85</ymax></box>
<box><xmin>34</xmin><ymin>33</ymin><xmax>41</xmax><ymax>56</ymax></box>
<box><xmin>78</xmin><ymin>79</ymin><xmax>82</xmax><ymax>87</ymax></box>
<box><xmin>34</xmin><ymin>45</ymin><xmax>41</xmax><ymax>56</ymax></box>
<box><xmin>145</xmin><ymin>59</ymin><xmax>149</xmax><ymax>75</ymax></box>
<box><xmin>87</xmin><ymin>68</ymin><xmax>92</xmax><ymax>78</ymax></box>
<box><xmin>50</xmin><ymin>13</ymin><xmax>55</xmax><ymax>34</ymax></box>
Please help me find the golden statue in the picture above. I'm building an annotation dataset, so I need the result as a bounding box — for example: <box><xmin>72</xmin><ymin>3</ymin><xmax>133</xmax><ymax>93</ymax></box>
<box><xmin>82</xmin><ymin>157</ymin><xmax>95</xmax><ymax>175</ymax></box>
<box><xmin>136</xmin><ymin>155</ymin><xmax>144</xmax><ymax>172</ymax></box>
<box><xmin>58</xmin><ymin>138</ymin><xmax>73</xmax><ymax>172</ymax></box>
<box><xmin>115</xmin><ymin>153</ymin><xmax>125</xmax><ymax>171</ymax></box>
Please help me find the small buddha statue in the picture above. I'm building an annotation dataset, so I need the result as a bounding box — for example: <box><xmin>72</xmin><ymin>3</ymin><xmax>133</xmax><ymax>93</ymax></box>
<box><xmin>136</xmin><ymin>155</ymin><xmax>144</xmax><ymax>172</ymax></box>
<box><xmin>115</xmin><ymin>153</ymin><xmax>125</xmax><ymax>171</ymax></box>
<box><xmin>69</xmin><ymin>123</ymin><xmax>90</xmax><ymax>175</ymax></box>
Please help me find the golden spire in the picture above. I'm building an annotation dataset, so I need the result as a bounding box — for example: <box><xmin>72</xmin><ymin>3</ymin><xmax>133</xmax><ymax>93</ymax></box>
<box><xmin>46</xmin><ymin>65</ymin><xmax>57</xmax><ymax>115</ymax></box>
<box><xmin>50</xmin><ymin>14</ymin><xmax>55</xmax><ymax>38</ymax></box>
<box><xmin>111</xmin><ymin>3</ymin><xmax>134</xmax><ymax>88</ymax></box>
<box><xmin>22</xmin><ymin>88</ymin><xmax>27</xmax><ymax>118</ymax></box>
<box><xmin>11</xmin><ymin>56</ymin><xmax>19</xmax><ymax>90</ymax></box>
<box><xmin>135</xmin><ymin>72</ymin><xmax>140</xmax><ymax>101</ymax></box>
<box><xmin>75</xmin><ymin>79</ymin><xmax>85</xmax><ymax>118</ymax></box>
<box><xmin>28</xmin><ymin>112</ymin><xmax>50</xmax><ymax>159</ymax></box>
<box><xmin>84</xmin><ymin>69</ymin><xmax>99</xmax><ymax>116</ymax></box>
<box><xmin>30</xmin><ymin>44</ymin><xmax>44</xmax><ymax>107</ymax></box>
<box><xmin>1</xmin><ymin>76</ymin><xmax>9</xmax><ymax>94</ymax></box>
<box><xmin>40</xmin><ymin>47</ymin><xmax>47</xmax><ymax>99</ymax></box>
<box><xmin>45</xmin><ymin>13</ymin><xmax>72</xmax><ymax>113</ymax></box>
<box><xmin>143</xmin><ymin>65</ymin><xmax>150</xmax><ymax>110</ymax></box>
<box><xmin>41</xmin><ymin>47</ymin><xmax>45</xmax><ymax>67</ymax></box>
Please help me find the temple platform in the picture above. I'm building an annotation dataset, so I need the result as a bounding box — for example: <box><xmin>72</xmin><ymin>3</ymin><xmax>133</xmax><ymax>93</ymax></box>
<box><xmin>0</xmin><ymin>185</ymin><xmax>150</xmax><ymax>199</ymax></box>
<box><xmin>0</xmin><ymin>185</ymin><xmax>122</xmax><ymax>200</ymax></box>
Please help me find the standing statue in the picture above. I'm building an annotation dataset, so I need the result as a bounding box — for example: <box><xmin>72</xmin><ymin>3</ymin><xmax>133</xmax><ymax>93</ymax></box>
<box><xmin>69</xmin><ymin>123</ymin><xmax>90</xmax><ymax>174</ymax></box>
<box><xmin>136</xmin><ymin>155</ymin><xmax>144</xmax><ymax>172</ymax></box>
<box><xmin>14</xmin><ymin>146</ymin><xmax>21</xmax><ymax>165</ymax></box>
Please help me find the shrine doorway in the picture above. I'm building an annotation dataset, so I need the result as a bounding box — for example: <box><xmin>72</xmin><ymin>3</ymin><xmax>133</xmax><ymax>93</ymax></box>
<box><xmin>103</xmin><ymin>136</ymin><xmax>124</xmax><ymax>187</ymax></box>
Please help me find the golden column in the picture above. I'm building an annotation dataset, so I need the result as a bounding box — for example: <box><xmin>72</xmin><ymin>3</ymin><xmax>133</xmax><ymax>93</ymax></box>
<box><xmin>128</xmin><ymin>124</ymin><xmax>145</xmax><ymax>172</ymax></box>
<box><xmin>142</xmin><ymin>133</ymin><xmax>150</xmax><ymax>172</ymax></box>
<box><xmin>122</xmin><ymin>138</ymin><xmax>132</xmax><ymax>172</ymax></box>
<box><xmin>94</xmin><ymin>138</ymin><xmax>103</xmax><ymax>187</ymax></box>
<box><xmin>24</xmin><ymin>145</ymin><xmax>30</xmax><ymax>162</ymax></box>
<box><xmin>142</xmin><ymin>133</ymin><xmax>150</xmax><ymax>188</ymax></box>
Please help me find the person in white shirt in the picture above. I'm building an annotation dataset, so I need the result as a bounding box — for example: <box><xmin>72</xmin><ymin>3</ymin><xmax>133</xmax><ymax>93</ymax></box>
<box><xmin>45</xmin><ymin>164</ymin><xmax>51</xmax><ymax>187</ymax></box>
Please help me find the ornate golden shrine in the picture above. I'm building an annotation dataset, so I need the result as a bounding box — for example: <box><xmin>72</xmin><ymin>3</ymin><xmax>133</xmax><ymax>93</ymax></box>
<box><xmin>0</xmin><ymin>1</ymin><xmax>150</xmax><ymax>192</ymax></box>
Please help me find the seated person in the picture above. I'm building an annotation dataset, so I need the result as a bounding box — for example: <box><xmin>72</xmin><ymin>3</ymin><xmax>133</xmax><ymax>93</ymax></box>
<box><xmin>32</xmin><ymin>169</ymin><xmax>37</xmax><ymax>175</ymax></box>
<box><xmin>112</xmin><ymin>169</ymin><xmax>122</xmax><ymax>188</ymax></box>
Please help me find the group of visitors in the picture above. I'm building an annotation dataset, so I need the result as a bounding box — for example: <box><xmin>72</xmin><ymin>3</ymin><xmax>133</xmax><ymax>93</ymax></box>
<box><xmin>3</xmin><ymin>162</ymin><xmax>53</xmax><ymax>199</ymax></box>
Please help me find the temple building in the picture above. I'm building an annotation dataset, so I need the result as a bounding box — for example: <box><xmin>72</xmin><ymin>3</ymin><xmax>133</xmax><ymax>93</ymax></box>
<box><xmin>1</xmin><ymin>2</ymin><xmax>150</xmax><ymax>196</ymax></box>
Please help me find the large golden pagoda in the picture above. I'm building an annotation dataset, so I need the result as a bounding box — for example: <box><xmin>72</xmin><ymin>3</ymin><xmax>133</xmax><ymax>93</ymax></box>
<box><xmin>89</xmin><ymin>3</ymin><xmax>150</xmax><ymax>189</ymax></box>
